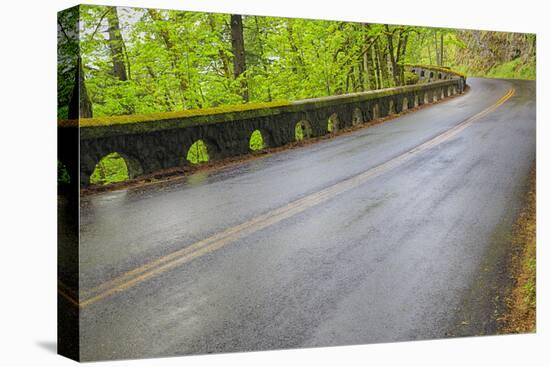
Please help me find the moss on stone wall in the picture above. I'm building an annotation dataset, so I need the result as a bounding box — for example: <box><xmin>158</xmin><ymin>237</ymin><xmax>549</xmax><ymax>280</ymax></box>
<box><xmin>65</xmin><ymin>66</ymin><xmax>463</xmax><ymax>143</ymax></box>
<box><xmin>63</xmin><ymin>100</ymin><xmax>290</xmax><ymax>128</ymax></box>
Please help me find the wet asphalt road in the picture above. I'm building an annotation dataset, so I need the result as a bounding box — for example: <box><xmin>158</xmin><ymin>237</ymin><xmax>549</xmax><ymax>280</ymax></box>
<box><xmin>78</xmin><ymin>78</ymin><xmax>535</xmax><ymax>361</ymax></box>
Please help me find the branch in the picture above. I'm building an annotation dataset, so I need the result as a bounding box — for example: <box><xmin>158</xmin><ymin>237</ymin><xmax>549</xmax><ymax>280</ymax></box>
<box><xmin>89</xmin><ymin>8</ymin><xmax>113</xmax><ymax>41</ymax></box>
<box><xmin>57</xmin><ymin>19</ymin><xmax>70</xmax><ymax>40</ymax></box>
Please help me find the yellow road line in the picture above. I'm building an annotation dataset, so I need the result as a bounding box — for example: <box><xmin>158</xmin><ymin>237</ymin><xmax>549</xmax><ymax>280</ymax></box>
<box><xmin>57</xmin><ymin>285</ymin><xmax>80</xmax><ymax>308</ymax></box>
<box><xmin>59</xmin><ymin>88</ymin><xmax>515</xmax><ymax>309</ymax></box>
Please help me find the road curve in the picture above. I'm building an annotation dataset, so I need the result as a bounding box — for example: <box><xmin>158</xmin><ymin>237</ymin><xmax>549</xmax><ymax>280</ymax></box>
<box><xmin>75</xmin><ymin>78</ymin><xmax>535</xmax><ymax>361</ymax></box>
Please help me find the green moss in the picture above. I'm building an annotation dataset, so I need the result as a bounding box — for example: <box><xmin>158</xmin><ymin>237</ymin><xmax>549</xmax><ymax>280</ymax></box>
<box><xmin>68</xmin><ymin>77</ymin><xmax>459</xmax><ymax>141</ymax></box>
<box><xmin>90</xmin><ymin>153</ymin><xmax>129</xmax><ymax>185</ymax></box>
<box><xmin>70</xmin><ymin>100</ymin><xmax>290</xmax><ymax>128</ymax></box>
<box><xmin>249</xmin><ymin>130</ymin><xmax>264</xmax><ymax>151</ymax></box>
<box><xmin>187</xmin><ymin>140</ymin><xmax>209</xmax><ymax>164</ymax></box>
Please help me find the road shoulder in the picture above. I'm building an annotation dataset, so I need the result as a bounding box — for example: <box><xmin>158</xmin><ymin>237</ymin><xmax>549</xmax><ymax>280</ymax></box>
<box><xmin>447</xmin><ymin>165</ymin><xmax>536</xmax><ymax>338</ymax></box>
<box><xmin>501</xmin><ymin>167</ymin><xmax>536</xmax><ymax>333</ymax></box>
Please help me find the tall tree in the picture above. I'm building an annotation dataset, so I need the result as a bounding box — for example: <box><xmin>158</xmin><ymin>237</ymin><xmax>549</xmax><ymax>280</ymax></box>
<box><xmin>58</xmin><ymin>7</ymin><xmax>93</xmax><ymax>119</ymax></box>
<box><xmin>72</xmin><ymin>5</ymin><xmax>535</xmax><ymax>118</ymax></box>
<box><xmin>230</xmin><ymin>14</ymin><xmax>248</xmax><ymax>101</ymax></box>
<box><xmin>106</xmin><ymin>7</ymin><xmax>128</xmax><ymax>81</ymax></box>
<box><xmin>440</xmin><ymin>32</ymin><xmax>444</xmax><ymax>65</ymax></box>
<box><xmin>68</xmin><ymin>56</ymin><xmax>93</xmax><ymax>118</ymax></box>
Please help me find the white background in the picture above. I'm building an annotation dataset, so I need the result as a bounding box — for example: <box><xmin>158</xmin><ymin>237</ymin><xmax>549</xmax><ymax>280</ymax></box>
<box><xmin>0</xmin><ymin>0</ymin><xmax>547</xmax><ymax>365</ymax></box>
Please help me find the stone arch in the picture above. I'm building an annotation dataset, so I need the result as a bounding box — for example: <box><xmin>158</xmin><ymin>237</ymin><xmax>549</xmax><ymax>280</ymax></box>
<box><xmin>352</xmin><ymin>108</ymin><xmax>363</xmax><ymax>125</ymax></box>
<box><xmin>420</xmin><ymin>70</ymin><xmax>425</xmax><ymax>77</ymax></box>
<box><xmin>295</xmin><ymin>120</ymin><xmax>313</xmax><ymax>141</ymax></box>
<box><xmin>429</xmin><ymin>71</ymin><xmax>434</xmax><ymax>79</ymax></box>
<box><xmin>327</xmin><ymin>113</ymin><xmax>340</xmax><ymax>133</ymax></box>
<box><xmin>249</xmin><ymin>129</ymin><xmax>269</xmax><ymax>151</ymax></box>
<box><xmin>186</xmin><ymin>137</ymin><xmax>221</xmax><ymax>164</ymax></box>
<box><xmin>90</xmin><ymin>152</ymin><xmax>143</xmax><ymax>186</ymax></box>
<box><xmin>438</xmin><ymin>73</ymin><xmax>442</xmax><ymax>79</ymax></box>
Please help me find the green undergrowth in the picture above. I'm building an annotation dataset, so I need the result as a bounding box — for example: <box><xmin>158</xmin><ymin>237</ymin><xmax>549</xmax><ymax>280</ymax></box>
<box><xmin>452</xmin><ymin>58</ymin><xmax>535</xmax><ymax>80</ymax></box>
<box><xmin>404</xmin><ymin>71</ymin><xmax>419</xmax><ymax>85</ymax></box>
<box><xmin>90</xmin><ymin>153</ymin><xmax>129</xmax><ymax>185</ymax></box>
<box><xmin>187</xmin><ymin>140</ymin><xmax>209</xmax><ymax>164</ymax></box>
<box><xmin>486</xmin><ymin>58</ymin><xmax>536</xmax><ymax>80</ymax></box>
<box><xmin>327</xmin><ymin>118</ymin><xmax>334</xmax><ymax>133</ymax></box>
<box><xmin>249</xmin><ymin>130</ymin><xmax>264</xmax><ymax>151</ymax></box>
<box><xmin>295</xmin><ymin>123</ymin><xmax>305</xmax><ymax>141</ymax></box>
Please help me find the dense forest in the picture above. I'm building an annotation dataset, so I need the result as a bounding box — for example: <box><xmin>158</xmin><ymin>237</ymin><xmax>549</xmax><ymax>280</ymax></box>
<box><xmin>57</xmin><ymin>5</ymin><xmax>535</xmax><ymax>120</ymax></box>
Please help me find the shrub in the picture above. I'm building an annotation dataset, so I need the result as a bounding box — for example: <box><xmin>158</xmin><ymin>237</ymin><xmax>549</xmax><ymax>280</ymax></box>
<box><xmin>404</xmin><ymin>71</ymin><xmax>419</xmax><ymax>85</ymax></box>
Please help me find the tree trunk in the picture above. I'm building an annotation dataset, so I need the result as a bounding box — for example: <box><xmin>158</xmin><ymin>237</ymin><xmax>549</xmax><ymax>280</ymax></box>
<box><xmin>434</xmin><ymin>31</ymin><xmax>441</xmax><ymax>65</ymax></box>
<box><xmin>374</xmin><ymin>41</ymin><xmax>380</xmax><ymax>89</ymax></box>
<box><xmin>68</xmin><ymin>56</ymin><xmax>92</xmax><ymax>119</ymax></box>
<box><xmin>374</xmin><ymin>40</ymin><xmax>384</xmax><ymax>89</ymax></box>
<box><xmin>231</xmin><ymin>14</ymin><xmax>249</xmax><ymax>102</ymax></box>
<box><xmin>363</xmin><ymin>51</ymin><xmax>370</xmax><ymax>90</ymax></box>
<box><xmin>361</xmin><ymin>24</ymin><xmax>371</xmax><ymax>90</ymax></box>
<box><xmin>427</xmin><ymin>37</ymin><xmax>433</xmax><ymax>65</ymax></box>
<box><xmin>107</xmin><ymin>8</ymin><xmax>127</xmax><ymax>81</ymax></box>
<box><xmin>385</xmin><ymin>25</ymin><xmax>400</xmax><ymax>86</ymax></box>
<box><xmin>358</xmin><ymin>57</ymin><xmax>365</xmax><ymax>92</ymax></box>
<box><xmin>379</xmin><ymin>45</ymin><xmax>390</xmax><ymax>88</ymax></box>
<box><xmin>399</xmin><ymin>33</ymin><xmax>409</xmax><ymax>84</ymax></box>
<box><xmin>440</xmin><ymin>33</ymin><xmax>444</xmax><ymax>66</ymax></box>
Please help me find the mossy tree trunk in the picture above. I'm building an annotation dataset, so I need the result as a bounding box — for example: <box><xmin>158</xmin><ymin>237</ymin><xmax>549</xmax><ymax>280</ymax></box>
<box><xmin>231</xmin><ymin>14</ymin><xmax>249</xmax><ymax>102</ymax></box>
<box><xmin>68</xmin><ymin>56</ymin><xmax>93</xmax><ymax>119</ymax></box>
<box><xmin>107</xmin><ymin>7</ymin><xmax>128</xmax><ymax>82</ymax></box>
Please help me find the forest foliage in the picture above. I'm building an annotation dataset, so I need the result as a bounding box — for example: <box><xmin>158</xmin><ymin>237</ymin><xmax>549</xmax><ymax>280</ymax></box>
<box><xmin>58</xmin><ymin>5</ymin><xmax>535</xmax><ymax>121</ymax></box>
<box><xmin>58</xmin><ymin>6</ymin><xmax>536</xmax><ymax>185</ymax></box>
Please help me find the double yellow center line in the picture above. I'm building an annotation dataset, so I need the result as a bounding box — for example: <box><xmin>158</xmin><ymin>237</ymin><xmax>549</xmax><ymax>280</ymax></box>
<box><xmin>61</xmin><ymin>88</ymin><xmax>515</xmax><ymax>309</ymax></box>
